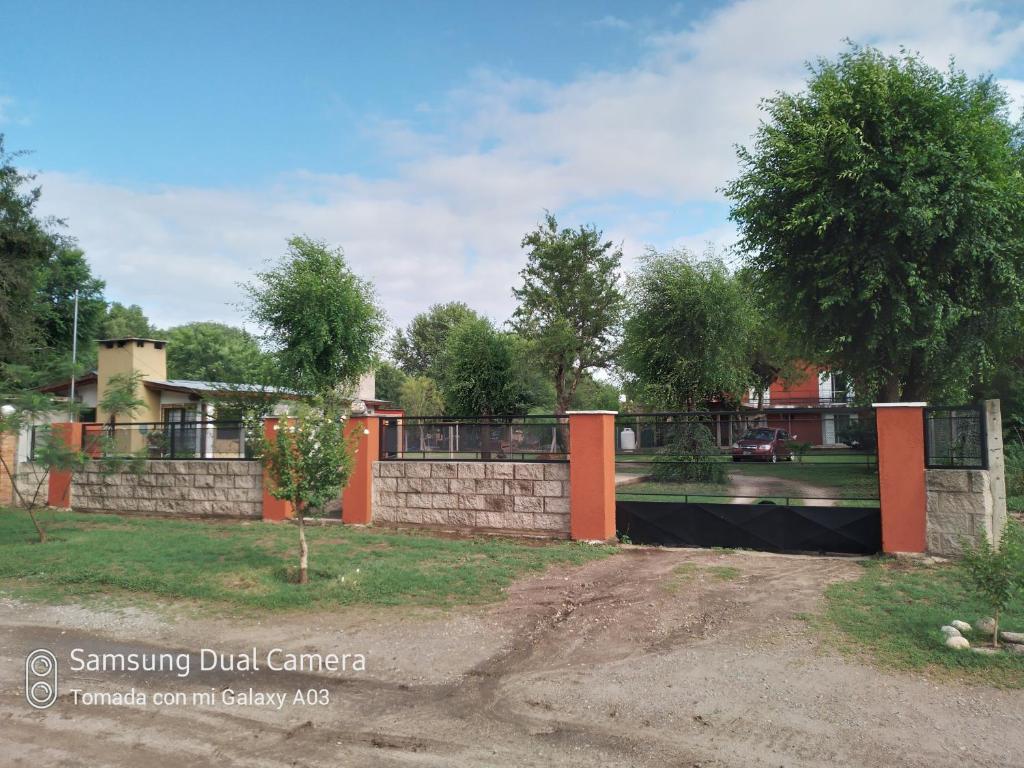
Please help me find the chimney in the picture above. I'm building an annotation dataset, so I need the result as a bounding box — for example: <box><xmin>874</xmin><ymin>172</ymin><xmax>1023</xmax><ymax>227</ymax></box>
<box><xmin>95</xmin><ymin>338</ymin><xmax>167</xmax><ymax>423</ymax></box>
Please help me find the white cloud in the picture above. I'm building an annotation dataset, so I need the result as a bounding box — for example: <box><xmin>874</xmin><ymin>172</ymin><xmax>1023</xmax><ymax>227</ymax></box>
<box><xmin>31</xmin><ymin>0</ymin><xmax>1024</xmax><ymax>336</ymax></box>
<box><xmin>589</xmin><ymin>15</ymin><xmax>633</xmax><ymax>31</ymax></box>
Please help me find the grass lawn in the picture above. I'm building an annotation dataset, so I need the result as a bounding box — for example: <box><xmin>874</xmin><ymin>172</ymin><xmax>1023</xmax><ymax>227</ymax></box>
<box><xmin>0</xmin><ymin>509</ymin><xmax>615</xmax><ymax>612</ymax></box>
<box><xmin>824</xmin><ymin>559</ymin><xmax>1024</xmax><ymax>687</ymax></box>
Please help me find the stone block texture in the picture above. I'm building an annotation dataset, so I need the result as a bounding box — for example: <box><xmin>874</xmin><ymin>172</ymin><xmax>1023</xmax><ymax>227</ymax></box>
<box><xmin>926</xmin><ymin>469</ymin><xmax>995</xmax><ymax>556</ymax></box>
<box><xmin>12</xmin><ymin>462</ymin><xmax>49</xmax><ymax>508</ymax></box>
<box><xmin>372</xmin><ymin>461</ymin><xmax>570</xmax><ymax>537</ymax></box>
<box><xmin>72</xmin><ymin>460</ymin><xmax>262</xmax><ymax>518</ymax></box>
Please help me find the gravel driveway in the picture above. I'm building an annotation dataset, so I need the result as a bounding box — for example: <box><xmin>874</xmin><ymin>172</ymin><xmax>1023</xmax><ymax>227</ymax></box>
<box><xmin>1</xmin><ymin>547</ymin><xmax>1022</xmax><ymax>767</ymax></box>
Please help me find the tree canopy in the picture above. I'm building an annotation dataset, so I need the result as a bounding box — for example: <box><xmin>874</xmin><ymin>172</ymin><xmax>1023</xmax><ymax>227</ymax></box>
<box><xmin>243</xmin><ymin>236</ymin><xmax>385</xmax><ymax>396</ymax></box>
<box><xmin>0</xmin><ymin>136</ymin><xmax>63</xmax><ymax>378</ymax></box>
<box><xmin>391</xmin><ymin>302</ymin><xmax>480</xmax><ymax>376</ymax></box>
<box><xmin>102</xmin><ymin>302</ymin><xmax>156</xmax><ymax>339</ymax></box>
<box><xmin>512</xmin><ymin>213</ymin><xmax>624</xmax><ymax>414</ymax></box>
<box><xmin>621</xmin><ymin>250</ymin><xmax>753</xmax><ymax>409</ymax></box>
<box><xmin>164</xmin><ymin>321</ymin><xmax>271</xmax><ymax>383</ymax></box>
<box><xmin>438</xmin><ymin>317</ymin><xmax>532</xmax><ymax>416</ymax></box>
<box><xmin>725</xmin><ymin>45</ymin><xmax>1024</xmax><ymax>402</ymax></box>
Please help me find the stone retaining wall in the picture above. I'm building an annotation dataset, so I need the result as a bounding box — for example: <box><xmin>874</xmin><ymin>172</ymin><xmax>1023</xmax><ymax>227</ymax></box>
<box><xmin>372</xmin><ymin>461</ymin><xmax>570</xmax><ymax>537</ymax></box>
<box><xmin>73</xmin><ymin>460</ymin><xmax>262</xmax><ymax>518</ymax></box>
<box><xmin>926</xmin><ymin>469</ymin><xmax>995</xmax><ymax>556</ymax></box>
<box><xmin>13</xmin><ymin>462</ymin><xmax>49</xmax><ymax>507</ymax></box>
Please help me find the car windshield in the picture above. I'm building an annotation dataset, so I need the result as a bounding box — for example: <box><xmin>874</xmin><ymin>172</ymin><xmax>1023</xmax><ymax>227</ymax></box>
<box><xmin>742</xmin><ymin>429</ymin><xmax>776</xmax><ymax>441</ymax></box>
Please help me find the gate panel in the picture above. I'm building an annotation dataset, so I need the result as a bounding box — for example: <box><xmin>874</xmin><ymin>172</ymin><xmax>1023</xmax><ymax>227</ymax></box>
<box><xmin>616</xmin><ymin>500</ymin><xmax>881</xmax><ymax>554</ymax></box>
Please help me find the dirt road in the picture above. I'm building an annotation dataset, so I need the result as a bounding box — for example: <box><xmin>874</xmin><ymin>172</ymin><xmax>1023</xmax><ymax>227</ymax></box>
<box><xmin>2</xmin><ymin>548</ymin><xmax>1022</xmax><ymax>767</ymax></box>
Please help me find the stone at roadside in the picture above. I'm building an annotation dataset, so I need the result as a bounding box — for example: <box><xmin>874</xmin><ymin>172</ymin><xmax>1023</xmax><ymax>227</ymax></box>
<box><xmin>1000</xmin><ymin>631</ymin><xmax>1024</xmax><ymax>644</ymax></box>
<box><xmin>945</xmin><ymin>636</ymin><xmax>970</xmax><ymax>650</ymax></box>
<box><xmin>971</xmin><ymin>646</ymin><xmax>999</xmax><ymax>656</ymax></box>
<box><xmin>975</xmin><ymin>617</ymin><xmax>996</xmax><ymax>636</ymax></box>
<box><xmin>1006</xmin><ymin>643</ymin><xmax>1024</xmax><ymax>655</ymax></box>
<box><xmin>940</xmin><ymin>626</ymin><xmax>961</xmax><ymax>638</ymax></box>
<box><xmin>951</xmin><ymin>620</ymin><xmax>971</xmax><ymax>633</ymax></box>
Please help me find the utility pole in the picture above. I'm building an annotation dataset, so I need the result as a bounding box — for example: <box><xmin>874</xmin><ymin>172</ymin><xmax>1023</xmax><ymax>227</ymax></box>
<box><xmin>68</xmin><ymin>289</ymin><xmax>79</xmax><ymax>422</ymax></box>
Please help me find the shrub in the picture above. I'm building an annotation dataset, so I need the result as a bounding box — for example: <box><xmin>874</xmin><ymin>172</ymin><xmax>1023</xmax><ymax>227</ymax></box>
<box><xmin>1003</xmin><ymin>442</ymin><xmax>1024</xmax><ymax>499</ymax></box>
<box><xmin>959</xmin><ymin>519</ymin><xmax>1024</xmax><ymax>647</ymax></box>
<box><xmin>651</xmin><ymin>421</ymin><xmax>727</xmax><ymax>484</ymax></box>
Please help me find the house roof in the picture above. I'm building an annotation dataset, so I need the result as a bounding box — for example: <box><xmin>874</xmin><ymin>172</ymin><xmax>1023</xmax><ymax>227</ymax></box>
<box><xmin>143</xmin><ymin>379</ymin><xmax>299</xmax><ymax>398</ymax></box>
<box><xmin>38</xmin><ymin>371</ymin><xmax>98</xmax><ymax>395</ymax></box>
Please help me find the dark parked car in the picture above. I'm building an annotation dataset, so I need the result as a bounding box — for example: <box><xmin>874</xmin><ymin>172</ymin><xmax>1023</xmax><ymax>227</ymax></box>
<box><xmin>731</xmin><ymin>428</ymin><xmax>794</xmax><ymax>463</ymax></box>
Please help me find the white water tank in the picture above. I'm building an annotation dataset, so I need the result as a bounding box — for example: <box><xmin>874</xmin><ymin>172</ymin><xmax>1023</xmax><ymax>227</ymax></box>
<box><xmin>620</xmin><ymin>427</ymin><xmax>636</xmax><ymax>452</ymax></box>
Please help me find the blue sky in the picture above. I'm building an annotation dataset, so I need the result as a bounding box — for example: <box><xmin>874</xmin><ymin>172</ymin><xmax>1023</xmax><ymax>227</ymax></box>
<box><xmin>3</xmin><ymin>1</ymin><xmax>1024</xmax><ymax>331</ymax></box>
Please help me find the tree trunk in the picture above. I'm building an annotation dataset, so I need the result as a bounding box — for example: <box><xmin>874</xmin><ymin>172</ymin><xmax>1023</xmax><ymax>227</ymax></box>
<box><xmin>993</xmin><ymin>607</ymin><xmax>1000</xmax><ymax>649</ymax></box>
<box><xmin>297</xmin><ymin>512</ymin><xmax>309</xmax><ymax>585</ymax></box>
<box><xmin>880</xmin><ymin>374</ymin><xmax>901</xmax><ymax>403</ymax></box>
<box><xmin>28</xmin><ymin>509</ymin><xmax>47</xmax><ymax>544</ymax></box>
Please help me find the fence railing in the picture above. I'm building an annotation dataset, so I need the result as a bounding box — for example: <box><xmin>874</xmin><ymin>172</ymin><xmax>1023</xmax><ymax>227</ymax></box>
<box><xmin>81</xmin><ymin>421</ymin><xmax>250</xmax><ymax>460</ymax></box>
<box><xmin>924</xmin><ymin>406</ymin><xmax>987</xmax><ymax>469</ymax></box>
<box><xmin>615</xmin><ymin>407</ymin><xmax>878</xmax><ymax>454</ymax></box>
<box><xmin>379</xmin><ymin>415</ymin><xmax>569</xmax><ymax>462</ymax></box>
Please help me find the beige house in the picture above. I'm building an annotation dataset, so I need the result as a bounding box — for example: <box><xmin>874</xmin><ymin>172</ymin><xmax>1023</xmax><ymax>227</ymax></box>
<box><xmin>21</xmin><ymin>337</ymin><xmax>384</xmax><ymax>462</ymax></box>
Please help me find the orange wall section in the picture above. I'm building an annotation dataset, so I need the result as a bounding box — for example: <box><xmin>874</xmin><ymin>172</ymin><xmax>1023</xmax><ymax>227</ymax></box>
<box><xmin>342</xmin><ymin>416</ymin><xmax>378</xmax><ymax>525</ymax></box>
<box><xmin>260</xmin><ymin>418</ymin><xmax>294</xmax><ymax>521</ymax></box>
<box><xmin>875</xmin><ymin>404</ymin><xmax>927</xmax><ymax>553</ymax></box>
<box><xmin>568</xmin><ymin>411</ymin><xmax>616</xmax><ymax>542</ymax></box>
<box><xmin>47</xmin><ymin>422</ymin><xmax>82</xmax><ymax>508</ymax></box>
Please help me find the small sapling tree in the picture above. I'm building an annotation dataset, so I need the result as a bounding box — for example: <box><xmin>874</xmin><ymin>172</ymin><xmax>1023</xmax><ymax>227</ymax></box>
<box><xmin>248</xmin><ymin>404</ymin><xmax>353</xmax><ymax>584</ymax></box>
<box><xmin>959</xmin><ymin>519</ymin><xmax>1024</xmax><ymax>648</ymax></box>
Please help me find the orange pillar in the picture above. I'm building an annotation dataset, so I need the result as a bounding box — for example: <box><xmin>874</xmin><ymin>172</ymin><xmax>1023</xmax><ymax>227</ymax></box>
<box><xmin>874</xmin><ymin>403</ymin><xmax>927</xmax><ymax>553</ymax></box>
<box><xmin>261</xmin><ymin>418</ymin><xmax>294</xmax><ymax>522</ymax></box>
<box><xmin>47</xmin><ymin>422</ymin><xmax>82</xmax><ymax>509</ymax></box>
<box><xmin>341</xmin><ymin>415</ymin><xmax>378</xmax><ymax>525</ymax></box>
<box><xmin>568</xmin><ymin>411</ymin><xmax>616</xmax><ymax>542</ymax></box>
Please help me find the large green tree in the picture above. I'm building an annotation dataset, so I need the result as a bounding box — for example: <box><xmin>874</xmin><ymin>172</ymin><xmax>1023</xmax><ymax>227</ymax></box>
<box><xmin>0</xmin><ymin>136</ymin><xmax>61</xmax><ymax>376</ymax></box>
<box><xmin>438</xmin><ymin>317</ymin><xmax>532</xmax><ymax>416</ymax></box>
<box><xmin>391</xmin><ymin>302</ymin><xmax>480</xmax><ymax>376</ymax></box>
<box><xmin>243</xmin><ymin>236</ymin><xmax>385</xmax><ymax>396</ymax></box>
<box><xmin>33</xmin><ymin>246</ymin><xmax>107</xmax><ymax>377</ymax></box>
<box><xmin>373</xmin><ymin>360</ymin><xmax>407</xmax><ymax>405</ymax></box>
<box><xmin>512</xmin><ymin>213</ymin><xmax>624</xmax><ymax>414</ymax></box>
<box><xmin>164</xmin><ymin>321</ymin><xmax>271</xmax><ymax>383</ymax></box>
<box><xmin>621</xmin><ymin>250</ymin><xmax>754</xmax><ymax>409</ymax></box>
<box><xmin>102</xmin><ymin>302</ymin><xmax>156</xmax><ymax>339</ymax></box>
<box><xmin>725</xmin><ymin>45</ymin><xmax>1024</xmax><ymax>402</ymax></box>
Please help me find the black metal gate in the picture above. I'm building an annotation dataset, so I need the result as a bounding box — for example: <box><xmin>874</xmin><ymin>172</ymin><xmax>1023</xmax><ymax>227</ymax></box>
<box><xmin>615</xmin><ymin>407</ymin><xmax>881</xmax><ymax>555</ymax></box>
<box><xmin>616</xmin><ymin>500</ymin><xmax>880</xmax><ymax>554</ymax></box>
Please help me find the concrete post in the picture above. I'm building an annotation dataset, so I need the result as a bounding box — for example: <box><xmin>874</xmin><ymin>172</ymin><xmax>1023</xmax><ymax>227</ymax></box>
<box><xmin>567</xmin><ymin>411</ymin><xmax>617</xmax><ymax>542</ymax></box>
<box><xmin>342</xmin><ymin>416</ymin><xmax>378</xmax><ymax>525</ymax></box>
<box><xmin>47</xmin><ymin>422</ymin><xmax>82</xmax><ymax>509</ymax></box>
<box><xmin>983</xmin><ymin>399</ymin><xmax>1008</xmax><ymax>547</ymax></box>
<box><xmin>260</xmin><ymin>418</ymin><xmax>294</xmax><ymax>521</ymax></box>
<box><xmin>873</xmin><ymin>403</ymin><xmax>927</xmax><ymax>553</ymax></box>
<box><xmin>0</xmin><ymin>431</ymin><xmax>16</xmax><ymax>506</ymax></box>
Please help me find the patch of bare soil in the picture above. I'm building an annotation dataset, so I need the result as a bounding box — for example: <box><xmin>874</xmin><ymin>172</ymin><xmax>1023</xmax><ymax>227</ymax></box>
<box><xmin>1</xmin><ymin>548</ymin><xmax>1023</xmax><ymax>767</ymax></box>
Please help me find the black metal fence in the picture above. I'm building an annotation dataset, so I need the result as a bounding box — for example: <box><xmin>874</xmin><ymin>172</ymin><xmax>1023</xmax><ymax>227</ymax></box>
<box><xmin>379</xmin><ymin>415</ymin><xmax>569</xmax><ymax>462</ymax></box>
<box><xmin>924</xmin><ymin>406</ymin><xmax>987</xmax><ymax>469</ymax></box>
<box><xmin>81</xmin><ymin>421</ymin><xmax>250</xmax><ymax>460</ymax></box>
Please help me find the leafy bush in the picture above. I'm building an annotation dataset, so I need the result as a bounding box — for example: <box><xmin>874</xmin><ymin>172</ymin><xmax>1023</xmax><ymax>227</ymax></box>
<box><xmin>837</xmin><ymin>421</ymin><xmax>877</xmax><ymax>451</ymax></box>
<box><xmin>651</xmin><ymin>421</ymin><xmax>727</xmax><ymax>484</ymax></box>
<box><xmin>959</xmin><ymin>519</ymin><xmax>1024</xmax><ymax>647</ymax></box>
<box><xmin>1003</xmin><ymin>442</ymin><xmax>1024</xmax><ymax>499</ymax></box>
